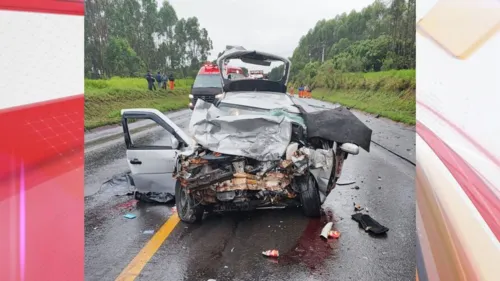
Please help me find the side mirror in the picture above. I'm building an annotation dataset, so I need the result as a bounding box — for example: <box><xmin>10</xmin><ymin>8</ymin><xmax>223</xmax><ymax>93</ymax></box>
<box><xmin>340</xmin><ymin>143</ymin><xmax>359</xmax><ymax>155</ymax></box>
<box><xmin>171</xmin><ymin>135</ymin><xmax>179</xmax><ymax>149</ymax></box>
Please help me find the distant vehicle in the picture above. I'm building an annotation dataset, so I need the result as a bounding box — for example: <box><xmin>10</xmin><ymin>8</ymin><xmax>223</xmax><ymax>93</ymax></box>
<box><xmin>188</xmin><ymin>63</ymin><xmax>224</xmax><ymax>110</ymax></box>
<box><xmin>249</xmin><ymin>70</ymin><xmax>264</xmax><ymax>79</ymax></box>
<box><xmin>226</xmin><ymin>66</ymin><xmax>246</xmax><ymax>77</ymax></box>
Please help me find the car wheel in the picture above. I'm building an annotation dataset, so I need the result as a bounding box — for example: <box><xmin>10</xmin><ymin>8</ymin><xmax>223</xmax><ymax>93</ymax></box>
<box><xmin>175</xmin><ymin>180</ymin><xmax>204</xmax><ymax>223</ymax></box>
<box><xmin>298</xmin><ymin>175</ymin><xmax>322</xmax><ymax>217</ymax></box>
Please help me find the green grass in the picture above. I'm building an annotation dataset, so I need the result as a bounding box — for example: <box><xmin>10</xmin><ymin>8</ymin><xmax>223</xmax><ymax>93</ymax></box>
<box><xmin>85</xmin><ymin>76</ymin><xmax>194</xmax><ymax>95</ymax></box>
<box><xmin>85</xmin><ymin>77</ymin><xmax>194</xmax><ymax>130</ymax></box>
<box><xmin>299</xmin><ymin>69</ymin><xmax>416</xmax><ymax>93</ymax></box>
<box><xmin>292</xmin><ymin>69</ymin><xmax>415</xmax><ymax>125</ymax></box>
<box><xmin>85</xmin><ymin>72</ymin><xmax>415</xmax><ymax>130</ymax></box>
<box><xmin>312</xmin><ymin>88</ymin><xmax>415</xmax><ymax>125</ymax></box>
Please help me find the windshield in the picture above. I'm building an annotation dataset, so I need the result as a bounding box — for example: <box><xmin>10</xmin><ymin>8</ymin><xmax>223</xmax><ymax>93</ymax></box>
<box><xmin>193</xmin><ymin>74</ymin><xmax>222</xmax><ymax>88</ymax></box>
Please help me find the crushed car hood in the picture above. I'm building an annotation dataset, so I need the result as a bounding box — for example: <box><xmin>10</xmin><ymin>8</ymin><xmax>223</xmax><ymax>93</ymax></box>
<box><xmin>221</xmin><ymin>92</ymin><xmax>300</xmax><ymax>114</ymax></box>
<box><xmin>189</xmin><ymin>99</ymin><xmax>293</xmax><ymax>161</ymax></box>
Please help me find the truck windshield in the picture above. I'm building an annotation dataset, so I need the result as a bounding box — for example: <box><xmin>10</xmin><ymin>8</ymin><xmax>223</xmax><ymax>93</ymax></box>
<box><xmin>193</xmin><ymin>74</ymin><xmax>222</xmax><ymax>88</ymax></box>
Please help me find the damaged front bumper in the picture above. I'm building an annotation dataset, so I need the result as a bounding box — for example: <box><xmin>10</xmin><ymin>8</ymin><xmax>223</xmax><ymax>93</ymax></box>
<box><xmin>174</xmin><ymin>142</ymin><xmax>339</xmax><ymax>211</ymax></box>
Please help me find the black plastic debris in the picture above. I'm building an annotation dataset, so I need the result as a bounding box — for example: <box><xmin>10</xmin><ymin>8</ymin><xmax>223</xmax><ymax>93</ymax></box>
<box><xmin>351</xmin><ymin>213</ymin><xmax>389</xmax><ymax>235</ymax></box>
<box><xmin>135</xmin><ymin>191</ymin><xmax>174</xmax><ymax>203</ymax></box>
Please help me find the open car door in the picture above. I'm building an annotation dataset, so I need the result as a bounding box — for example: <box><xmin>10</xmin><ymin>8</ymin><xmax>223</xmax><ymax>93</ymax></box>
<box><xmin>121</xmin><ymin>109</ymin><xmax>193</xmax><ymax>194</ymax></box>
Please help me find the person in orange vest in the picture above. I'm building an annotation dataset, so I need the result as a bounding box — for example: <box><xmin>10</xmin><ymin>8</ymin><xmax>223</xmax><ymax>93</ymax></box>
<box><xmin>168</xmin><ymin>73</ymin><xmax>175</xmax><ymax>90</ymax></box>
<box><xmin>298</xmin><ymin>85</ymin><xmax>304</xmax><ymax>98</ymax></box>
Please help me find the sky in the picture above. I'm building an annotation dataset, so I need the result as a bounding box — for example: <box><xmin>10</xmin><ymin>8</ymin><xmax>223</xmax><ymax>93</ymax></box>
<box><xmin>166</xmin><ymin>0</ymin><xmax>377</xmax><ymax>61</ymax></box>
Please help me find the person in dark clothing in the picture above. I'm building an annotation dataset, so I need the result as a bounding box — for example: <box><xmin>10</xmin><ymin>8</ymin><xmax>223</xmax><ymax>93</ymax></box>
<box><xmin>162</xmin><ymin>74</ymin><xmax>167</xmax><ymax>89</ymax></box>
<box><xmin>145</xmin><ymin>71</ymin><xmax>156</xmax><ymax>90</ymax></box>
<box><xmin>156</xmin><ymin>72</ymin><xmax>162</xmax><ymax>89</ymax></box>
<box><xmin>168</xmin><ymin>73</ymin><xmax>175</xmax><ymax>90</ymax></box>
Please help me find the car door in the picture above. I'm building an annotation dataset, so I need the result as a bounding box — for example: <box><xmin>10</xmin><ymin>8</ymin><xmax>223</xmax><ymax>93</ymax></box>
<box><xmin>121</xmin><ymin>109</ymin><xmax>193</xmax><ymax>194</ymax></box>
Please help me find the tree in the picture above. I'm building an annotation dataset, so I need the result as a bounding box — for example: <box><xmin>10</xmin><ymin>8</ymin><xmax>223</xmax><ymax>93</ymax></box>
<box><xmin>290</xmin><ymin>0</ymin><xmax>415</xmax><ymax>84</ymax></box>
<box><xmin>105</xmin><ymin>38</ymin><xmax>143</xmax><ymax>77</ymax></box>
<box><xmin>85</xmin><ymin>0</ymin><xmax>213</xmax><ymax>78</ymax></box>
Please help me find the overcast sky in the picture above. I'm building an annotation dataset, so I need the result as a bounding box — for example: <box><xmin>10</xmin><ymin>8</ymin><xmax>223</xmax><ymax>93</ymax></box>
<box><xmin>166</xmin><ymin>0</ymin><xmax>376</xmax><ymax>60</ymax></box>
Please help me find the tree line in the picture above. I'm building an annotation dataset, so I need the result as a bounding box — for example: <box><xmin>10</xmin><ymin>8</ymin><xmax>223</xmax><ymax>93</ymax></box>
<box><xmin>289</xmin><ymin>0</ymin><xmax>415</xmax><ymax>84</ymax></box>
<box><xmin>85</xmin><ymin>0</ymin><xmax>213</xmax><ymax>79</ymax></box>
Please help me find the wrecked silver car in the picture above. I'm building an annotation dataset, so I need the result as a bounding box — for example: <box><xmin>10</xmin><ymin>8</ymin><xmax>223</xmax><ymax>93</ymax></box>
<box><xmin>120</xmin><ymin>47</ymin><xmax>372</xmax><ymax>223</ymax></box>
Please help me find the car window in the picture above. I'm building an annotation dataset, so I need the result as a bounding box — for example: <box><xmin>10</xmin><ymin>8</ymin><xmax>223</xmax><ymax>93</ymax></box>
<box><xmin>193</xmin><ymin>74</ymin><xmax>222</xmax><ymax>88</ymax></box>
<box><xmin>126</xmin><ymin>118</ymin><xmax>176</xmax><ymax>148</ymax></box>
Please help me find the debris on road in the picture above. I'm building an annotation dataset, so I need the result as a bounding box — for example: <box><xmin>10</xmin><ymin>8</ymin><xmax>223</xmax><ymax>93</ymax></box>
<box><xmin>353</xmin><ymin>185</ymin><xmax>360</xmax><ymax>190</ymax></box>
<box><xmin>143</xmin><ymin>230</ymin><xmax>154</xmax><ymax>234</ymax></box>
<box><xmin>337</xmin><ymin>181</ymin><xmax>356</xmax><ymax>186</ymax></box>
<box><xmin>135</xmin><ymin>191</ymin><xmax>174</xmax><ymax>203</ymax></box>
<box><xmin>320</xmin><ymin>222</ymin><xmax>334</xmax><ymax>239</ymax></box>
<box><xmin>171</xmin><ymin>206</ymin><xmax>177</xmax><ymax>213</ymax></box>
<box><xmin>124</xmin><ymin>213</ymin><xmax>136</xmax><ymax>219</ymax></box>
<box><xmin>351</xmin><ymin>213</ymin><xmax>389</xmax><ymax>235</ymax></box>
<box><xmin>262</xmin><ymin>249</ymin><xmax>280</xmax><ymax>258</ymax></box>
<box><xmin>354</xmin><ymin>203</ymin><xmax>364</xmax><ymax>212</ymax></box>
<box><xmin>328</xmin><ymin>230</ymin><xmax>341</xmax><ymax>239</ymax></box>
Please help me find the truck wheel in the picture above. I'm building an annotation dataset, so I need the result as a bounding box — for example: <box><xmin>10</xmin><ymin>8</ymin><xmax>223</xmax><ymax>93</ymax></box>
<box><xmin>175</xmin><ymin>181</ymin><xmax>204</xmax><ymax>223</ymax></box>
<box><xmin>298</xmin><ymin>175</ymin><xmax>322</xmax><ymax>217</ymax></box>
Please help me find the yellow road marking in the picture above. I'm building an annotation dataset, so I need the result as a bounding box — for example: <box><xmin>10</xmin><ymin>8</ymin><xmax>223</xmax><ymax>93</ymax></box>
<box><xmin>115</xmin><ymin>214</ymin><xmax>180</xmax><ymax>281</ymax></box>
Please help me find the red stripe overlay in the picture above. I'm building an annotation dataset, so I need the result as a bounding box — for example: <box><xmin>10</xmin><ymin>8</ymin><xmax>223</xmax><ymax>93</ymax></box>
<box><xmin>417</xmin><ymin>121</ymin><xmax>500</xmax><ymax>241</ymax></box>
<box><xmin>418</xmin><ymin>100</ymin><xmax>500</xmax><ymax>168</ymax></box>
<box><xmin>0</xmin><ymin>95</ymin><xmax>84</xmax><ymax>281</ymax></box>
<box><xmin>0</xmin><ymin>0</ymin><xmax>84</xmax><ymax>16</ymax></box>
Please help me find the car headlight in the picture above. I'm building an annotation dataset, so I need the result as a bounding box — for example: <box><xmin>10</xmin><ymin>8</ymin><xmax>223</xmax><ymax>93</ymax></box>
<box><xmin>189</xmin><ymin>94</ymin><xmax>194</xmax><ymax>99</ymax></box>
<box><xmin>215</xmin><ymin>93</ymin><xmax>224</xmax><ymax>99</ymax></box>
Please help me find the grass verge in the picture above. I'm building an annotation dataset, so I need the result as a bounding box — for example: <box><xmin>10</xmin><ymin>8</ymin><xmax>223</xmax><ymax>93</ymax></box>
<box><xmin>85</xmin><ymin>77</ymin><xmax>193</xmax><ymax>130</ymax></box>
<box><xmin>312</xmin><ymin>88</ymin><xmax>415</xmax><ymax>125</ymax></box>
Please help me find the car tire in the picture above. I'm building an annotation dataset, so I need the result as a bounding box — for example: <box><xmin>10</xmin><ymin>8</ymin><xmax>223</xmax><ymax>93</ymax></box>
<box><xmin>298</xmin><ymin>175</ymin><xmax>322</xmax><ymax>217</ymax></box>
<box><xmin>175</xmin><ymin>180</ymin><xmax>204</xmax><ymax>223</ymax></box>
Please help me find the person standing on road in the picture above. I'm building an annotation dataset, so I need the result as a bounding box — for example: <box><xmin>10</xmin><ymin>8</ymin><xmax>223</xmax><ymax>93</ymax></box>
<box><xmin>145</xmin><ymin>71</ymin><xmax>156</xmax><ymax>91</ymax></box>
<box><xmin>168</xmin><ymin>73</ymin><xmax>175</xmax><ymax>90</ymax></box>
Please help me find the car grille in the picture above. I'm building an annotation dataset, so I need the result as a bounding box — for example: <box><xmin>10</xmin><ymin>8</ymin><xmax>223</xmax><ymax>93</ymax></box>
<box><xmin>193</xmin><ymin>95</ymin><xmax>216</xmax><ymax>106</ymax></box>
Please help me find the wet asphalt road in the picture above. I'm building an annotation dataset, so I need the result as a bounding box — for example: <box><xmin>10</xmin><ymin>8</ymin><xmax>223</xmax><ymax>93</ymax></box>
<box><xmin>84</xmin><ymin>99</ymin><xmax>416</xmax><ymax>281</ymax></box>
